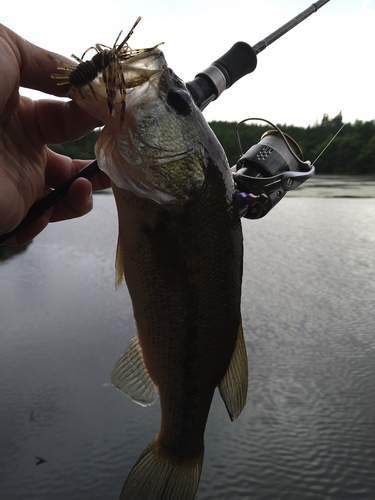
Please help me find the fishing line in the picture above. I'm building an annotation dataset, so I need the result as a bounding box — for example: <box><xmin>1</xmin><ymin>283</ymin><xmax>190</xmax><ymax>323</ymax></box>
<box><xmin>312</xmin><ymin>123</ymin><xmax>346</xmax><ymax>165</ymax></box>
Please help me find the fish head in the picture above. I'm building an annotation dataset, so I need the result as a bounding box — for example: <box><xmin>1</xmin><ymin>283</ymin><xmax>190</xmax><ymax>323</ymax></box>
<box><xmin>69</xmin><ymin>49</ymin><xmax>231</xmax><ymax>207</ymax></box>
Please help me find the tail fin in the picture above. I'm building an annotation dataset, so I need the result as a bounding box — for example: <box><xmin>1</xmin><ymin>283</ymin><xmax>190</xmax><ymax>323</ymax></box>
<box><xmin>119</xmin><ymin>438</ymin><xmax>204</xmax><ymax>500</ymax></box>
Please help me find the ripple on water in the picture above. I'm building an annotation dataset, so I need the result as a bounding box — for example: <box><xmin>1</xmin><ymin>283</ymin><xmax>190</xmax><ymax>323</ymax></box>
<box><xmin>1</xmin><ymin>197</ymin><xmax>374</xmax><ymax>500</ymax></box>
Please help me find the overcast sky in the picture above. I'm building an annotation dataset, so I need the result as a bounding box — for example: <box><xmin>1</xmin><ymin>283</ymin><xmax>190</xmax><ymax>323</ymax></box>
<box><xmin>2</xmin><ymin>0</ymin><xmax>375</xmax><ymax>127</ymax></box>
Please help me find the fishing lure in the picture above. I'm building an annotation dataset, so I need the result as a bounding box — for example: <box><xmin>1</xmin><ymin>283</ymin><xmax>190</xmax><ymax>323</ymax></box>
<box><xmin>51</xmin><ymin>16</ymin><xmax>160</xmax><ymax>123</ymax></box>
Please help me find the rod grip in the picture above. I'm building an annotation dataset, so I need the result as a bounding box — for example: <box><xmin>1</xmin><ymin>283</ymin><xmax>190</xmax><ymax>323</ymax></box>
<box><xmin>213</xmin><ymin>41</ymin><xmax>257</xmax><ymax>88</ymax></box>
<box><xmin>186</xmin><ymin>42</ymin><xmax>257</xmax><ymax>107</ymax></box>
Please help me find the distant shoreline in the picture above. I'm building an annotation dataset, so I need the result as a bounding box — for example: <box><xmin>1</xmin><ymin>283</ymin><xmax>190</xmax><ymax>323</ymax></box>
<box><xmin>287</xmin><ymin>175</ymin><xmax>375</xmax><ymax>198</ymax></box>
<box><xmin>94</xmin><ymin>176</ymin><xmax>375</xmax><ymax>199</ymax></box>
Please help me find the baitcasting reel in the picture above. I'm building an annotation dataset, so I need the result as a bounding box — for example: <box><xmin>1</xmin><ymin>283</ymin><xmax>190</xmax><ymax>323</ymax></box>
<box><xmin>232</xmin><ymin>118</ymin><xmax>315</xmax><ymax>219</ymax></box>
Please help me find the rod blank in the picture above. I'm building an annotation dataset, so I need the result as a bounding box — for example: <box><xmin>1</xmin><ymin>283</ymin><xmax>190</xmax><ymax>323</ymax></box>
<box><xmin>252</xmin><ymin>0</ymin><xmax>331</xmax><ymax>54</ymax></box>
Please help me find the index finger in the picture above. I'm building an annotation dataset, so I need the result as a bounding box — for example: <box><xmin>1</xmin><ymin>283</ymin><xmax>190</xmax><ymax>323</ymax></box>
<box><xmin>1</xmin><ymin>24</ymin><xmax>75</xmax><ymax>98</ymax></box>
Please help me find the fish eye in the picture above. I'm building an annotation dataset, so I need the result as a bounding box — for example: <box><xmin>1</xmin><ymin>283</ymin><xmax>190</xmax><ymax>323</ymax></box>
<box><xmin>167</xmin><ymin>88</ymin><xmax>193</xmax><ymax>116</ymax></box>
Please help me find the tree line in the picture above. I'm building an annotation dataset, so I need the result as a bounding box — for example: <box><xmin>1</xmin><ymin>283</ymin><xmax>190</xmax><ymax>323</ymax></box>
<box><xmin>49</xmin><ymin>113</ymin><xmax>374</xmax><ymax>175</ymax></box>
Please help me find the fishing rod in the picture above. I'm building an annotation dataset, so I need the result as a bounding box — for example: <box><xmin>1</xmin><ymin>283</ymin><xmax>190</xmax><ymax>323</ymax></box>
<box><xmin>187</xmin><ymin>0</ymin><xmax>331</xmax><ymax>108</ymax></box>
<box><xmin>0</xmin><ymin>0</ymin><xmax>330</xmax><ymax>245</ymax></box>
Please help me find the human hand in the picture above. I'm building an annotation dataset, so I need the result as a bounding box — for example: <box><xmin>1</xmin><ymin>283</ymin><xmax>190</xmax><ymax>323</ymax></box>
<box><xmin>0</xmin><ymin>24</ymin><xmax>111</xmax><ymax>246</ymax></box>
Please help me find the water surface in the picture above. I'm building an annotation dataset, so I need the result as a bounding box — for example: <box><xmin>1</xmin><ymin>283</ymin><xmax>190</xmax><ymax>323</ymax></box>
<box><xmin>1</xmin><ymin>188</ymin><xmax>374</xmax><ymax>500</ymax></box>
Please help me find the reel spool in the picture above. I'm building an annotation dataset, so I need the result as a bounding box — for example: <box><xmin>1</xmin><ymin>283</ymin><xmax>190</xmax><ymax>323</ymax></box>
<box><xmin>232</xmin><ymin>118</ymin><xmax>315</xmax><ymax>219</ymax></box>
<box><xmin>237</xmin><ymin>129</ymin><xmax>303</xmax><ymax>178</ymax></box>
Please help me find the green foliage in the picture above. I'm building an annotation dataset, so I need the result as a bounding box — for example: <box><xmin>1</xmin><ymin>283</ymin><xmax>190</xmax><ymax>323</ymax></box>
<box><xmin>48</xmin><ymin>114</ymin><xmax>375</xmax><ymax>175</ymax></box>
<box><xmin>211</xmin><ymin>113</ymin><xmax>375</xmax><ymax>175</ymax></box>
<box><xmin>49</xmin><ymin>129</ymin><xmax>101</xmax><ymax>159</ymax></box>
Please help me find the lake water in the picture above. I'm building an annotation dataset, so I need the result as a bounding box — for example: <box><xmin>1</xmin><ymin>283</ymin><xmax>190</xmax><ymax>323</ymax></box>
<box><xmin>1</xmin><ymin>179</ymin><xmax>374</xmax><ymax>500</ymax></box>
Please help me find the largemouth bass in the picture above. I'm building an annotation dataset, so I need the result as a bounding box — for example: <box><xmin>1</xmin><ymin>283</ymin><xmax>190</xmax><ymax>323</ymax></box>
<box><xmin>69</xmin><ymin>48</ymin><xmax>248</xmax><ymax>500</ymax></box>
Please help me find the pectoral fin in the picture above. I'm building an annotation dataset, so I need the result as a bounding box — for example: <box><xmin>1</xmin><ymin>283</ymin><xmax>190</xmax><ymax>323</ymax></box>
<box><xmin>218</xmin><ymin>321</ymin><xmax>248</xmax><ymax>421</ymax></box>
<box><xmin>110</xmin><ymin>335</ymin><xmax>158</xmax><ymax>406</ymax></box>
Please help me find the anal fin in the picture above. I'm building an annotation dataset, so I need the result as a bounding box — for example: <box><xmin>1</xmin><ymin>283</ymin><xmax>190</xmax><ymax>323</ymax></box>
<box><xmin>218</xmin><ymin>321</ymin><xmax>248</xmax><ymax>421</ymax></box>
<box><xmin>110</xmin><ymin>335</ymin><xmax>158</xmax><ymax>406</ymax></box>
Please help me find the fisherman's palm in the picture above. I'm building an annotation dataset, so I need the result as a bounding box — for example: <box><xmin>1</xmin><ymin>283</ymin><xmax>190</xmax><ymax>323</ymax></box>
<box><xmin>0</xmin><ymin>97</ymin><xmax>47</xmax><ymax>234</ymax></box>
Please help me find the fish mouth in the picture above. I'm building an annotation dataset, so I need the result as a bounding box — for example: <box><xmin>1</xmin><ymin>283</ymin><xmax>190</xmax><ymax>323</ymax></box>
<box><xmin>67</xmin><ymin>46</ymin><xmax>208</xmax><ymax>205</ymax></box>
<box><xmin>68</xmin><ymin>50</ymin><xmax>167</xmax><ymax>127</ymax></box>
<box><xmin>95</xmin><ymin>56</ymin><xmax>207</xmax><ymax>206</ymax></box>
